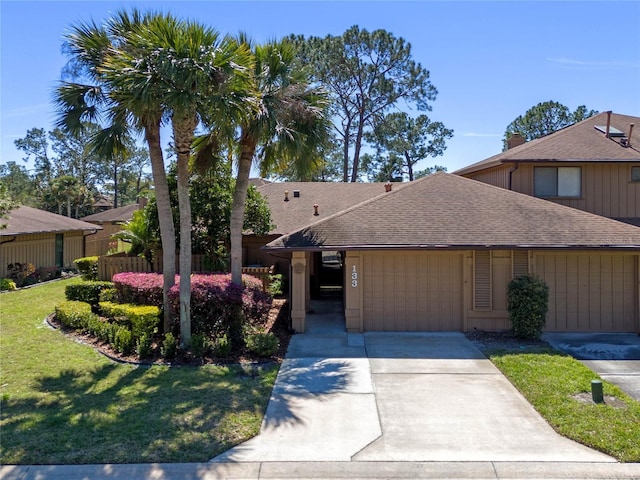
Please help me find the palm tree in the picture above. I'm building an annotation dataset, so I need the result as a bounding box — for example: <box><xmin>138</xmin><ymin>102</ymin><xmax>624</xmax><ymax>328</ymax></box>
<box><xmin>226</xmin><ymin>38</ymin><xmax>330</xmax><ymax>347</ymax></box>
<box><xmin>101</xmin><ymin>15</ymin><xmax>254</xmax><ymax>348</ymax></box>
<box><xmin>55</xmin><ymin>10</ymin><xmax>177</xmax><ymax>332</ymax></box>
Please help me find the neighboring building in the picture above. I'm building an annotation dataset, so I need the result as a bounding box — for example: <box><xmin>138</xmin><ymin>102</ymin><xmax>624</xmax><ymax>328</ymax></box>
<box><xmin>0</xmin><ymin>206</ymin><xmax>101</xmax><ymax>277</ymax></box>
<box><xmin>81</xmin><ymin>202</ymin><xmax>143</xmax><ymax>256</ymax></box>
<box><xmin>264</xmin><ymin>173</ymin><xmax>640</xmax><ymax>334</ymax></box>
<box><xmin>246</xmin><ymin>181</ymin><xmax>397</xmax><ymax>274</ymax></box>
<box><xmin>455</xmin><ymin>112</ymin><xmax>640</xmax><ymax>226</ymax></box>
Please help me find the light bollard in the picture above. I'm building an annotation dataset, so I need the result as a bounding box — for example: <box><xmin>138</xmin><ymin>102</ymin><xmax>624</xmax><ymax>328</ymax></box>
<box><xmin>591</xmin><ymin>380</ymin><xmax>604</xmax><ymax>404</ymax></box>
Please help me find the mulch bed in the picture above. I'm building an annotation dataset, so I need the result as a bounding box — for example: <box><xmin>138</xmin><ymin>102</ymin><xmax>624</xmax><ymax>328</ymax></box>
<box><xmin>464</xmin><ymin>329</ymin><xmax>551</xmax><ymax>354</ymax></box>
<box><xmin>47</xmin><ymin>298</ymin><xmax>293</xmax><ymax>367</ymax></box>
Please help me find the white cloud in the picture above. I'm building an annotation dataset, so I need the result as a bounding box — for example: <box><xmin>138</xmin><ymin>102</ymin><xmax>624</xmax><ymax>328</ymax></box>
<box><xmin>2</xmin><ymin>103</ymin><xmax>51</xmax><ymax>120</ymax></box>
<box><xmin>547</xmin><ymin>57</ymin><xmax>640</xmax><ymax>69</ymax></box>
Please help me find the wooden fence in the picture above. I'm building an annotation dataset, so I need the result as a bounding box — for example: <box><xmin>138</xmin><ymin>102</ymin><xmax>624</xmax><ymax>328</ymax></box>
<box><xmin>97</xmin><ymin>254</ymin><xmax>273</xmax><ymax>291</ymax></box>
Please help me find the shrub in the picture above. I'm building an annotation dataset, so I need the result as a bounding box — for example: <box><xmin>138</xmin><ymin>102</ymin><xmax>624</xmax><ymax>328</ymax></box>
<box><xmin>245</xmin><ymin>330</ymin><xmax>279</xmax><ymax>357</ymax></box>
<box><xmin>161</xmin><ymin>333</ymin><xmax>178</xmax><ymax>359</ymax></box>
<box><xmin>211</xmin><ymin>333</ymin><xmax>231</xmax><ymax>358</ymax></box>
<box><xmin>65</xmin><ymin>281</ymin><xmax>114</xmax><ymax>306</ymax></box>
<box><xmin>74</xmin><ymin>256</ymin><xmax>99</xmax><ymax>281</ymax></box>
<box><xmin>190</xmin><ymin>333</ymin><xmax>210</xmax><ymax>358</ymax></box>
<box><xmin>268</xmin><ymin>274</ymin><xmax>284</xmax><ymax>296</ymax></box>
<box><xmin>7</xmin><ymin>262</ymin><xmax>36</xmax><ymax>287</ymax></box>
<box><xmin>136</xmin><ymin>333</ymin><xmax>154</xmax><ymax>359</ymax></box>
<box><xmin>112</xmin><ymin>272</ymin><xmax>166</xmax><ymax>306</ymax></box>
<box><xmin>99</xmin><ymin>302</ymin><xmax>160</xmax><ymax>339</ymax></box>
<box><xmin>98</xmin><ymin>287</ymin><xmax>118</xmax><ymax>303</ymax></box>
<box><xmin>507</xmin><ymin>274</ymin><xmax>550</xmax><ymax>340</ymax></box>
<box><xmin>55</xmin><ymin>301</ymin><xmax>98</xmax><ymax>329</ymax></box>
<box><xmin>112</xmin><ymin>326</ymin><xmax>134</xmax><ymax>354</ymax></box>
<box><xmin>0</xmin><ymin>278</ymin><xmax>17</xmax><ymax>291</ymax></box>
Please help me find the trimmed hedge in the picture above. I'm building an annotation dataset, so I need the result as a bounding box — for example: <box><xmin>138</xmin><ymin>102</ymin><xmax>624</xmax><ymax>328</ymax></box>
<box><xmin>99</xmin><ymin>301</ymin><xmax>160</xmax><ymax>339</ymax></box>
<box><xmin>246</xmin><ymin>331</ymin><xmax>279</xmax><ymax>357</ymax></box>
<box><xmin>74</xmin><ymin>256</ymin><xmax>99</xmax><ymax>281</ymax></box>
<box><xmin>65</xmin><ymin>281</ymin><xmax>114</xmax><ymax>306</ymax></box>
<box><xmin>507</xmin><ymin>274</ymin><xmax>549</xmax><ymax>339</ymax></box>
<box><xmin>55</xmin><ymin>300</ymin><xmax>99</xmax><ymax>329</ymax></box>
<box><xmin>112</xmin><ymin>272</ymin><xmax>166</xmax><ymax>306</ymax></box>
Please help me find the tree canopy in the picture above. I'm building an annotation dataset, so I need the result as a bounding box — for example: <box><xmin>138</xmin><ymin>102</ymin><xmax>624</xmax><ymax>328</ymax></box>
<box><xmin>503</xmin><ymin>100</ymin><xmax>598</xmax><ymax>150</ymax></box>
<box><xmin>291</xmin><ymin>26</ymin><xmax>441</xmax><ymax>182</ymax></box>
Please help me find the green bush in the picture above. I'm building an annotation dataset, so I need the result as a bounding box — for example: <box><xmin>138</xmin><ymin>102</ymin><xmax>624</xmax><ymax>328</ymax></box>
<box><xmin>99</xmin><ymin>302</ymin><xmax>160</xmax><ymax>339</ymax></box>
<box><xmin>212</xmin><ymin>333</ymin><xmax>231</xmax><ymax>358</ymax></box>
<box><xmin>245</xmin><ymin>330</ymin><xmax>279</xmax><ymax>357</ymax></box>
<box><xmin>55</xmin><ymin>301</ymin><xmax>98</xmax><ymax>329</ymax></box>
<box><xmin>161</xmin><ymin>333</ymin><xmax>178</xmax><ymax>359</ymax></box>
<box><xmin>73</xmin><ymin>256</ymin><xmax>99</xmax><ymax>281</ymax></box>
<box><xmin>268</xmin><ymin>274</ymin><xmax>284</xmax><ymax>296</ymax></box>
<box><xmin>65</xmin><ymin>281</ymin><xmax>114</xmax><ymax>306</ymax></box>
<box><xmin>190</xmin><ymin>333</ymin><xmax>210</xmax><ymax>358</ymax></box>
<box><xmin>112</xmin><ymin>326</ymin><xmax>134</xmax><ymax>354</ymax></box>
<box><xmin>507</xmin><ymin>274</ymin><xmax>550</xmax><ymax>340</ymax></box>
<box><xmin>136</xmin><ymin>333</ymin><xmax>154</xmax><ymax>359</ymax></box>
<box><xmin>98</xmin><ymin>287</ymin><xmax>118</xmax><ymax>303</ymax></box>
<box><xmin>0</xmin><ymin>278</ymin><xmax>17</xmax><ymax>291</ymax></box>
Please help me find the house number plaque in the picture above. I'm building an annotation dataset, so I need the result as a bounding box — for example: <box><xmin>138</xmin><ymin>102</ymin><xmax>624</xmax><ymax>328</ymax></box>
<box><xmin>351</xmin><ymin>265</ymin><xmax>358</xmax><ymax>287</ymax></box>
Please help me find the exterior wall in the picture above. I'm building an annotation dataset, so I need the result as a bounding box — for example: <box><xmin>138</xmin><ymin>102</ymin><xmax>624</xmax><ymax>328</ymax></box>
<box><xmin>84</xmin><ymin>223</ymin><xmax>121</xmax><ymax>257</ymax></box>
<box><xmin>533</xmin><ymin>252</ymin><xmax>639</xmax><ymax>332</ymax></box>
<box><xmin>0</xmin><ymin>231</ymin><xmax>85</xmax><ymax>277</ymax></box>
<box><xmin>510</xmin><ymin>163</ymin><xmax>640</xmax><ymax>219</ymax></box>
<box><xmin>467</xmin><ymin>165</ymin><xmax>511</xmax><ymax>190</ymax></box>
<box><xmin>243</xmin><ymin>234</ymin><xmax>286</xmax><ymax>272</ymax></box>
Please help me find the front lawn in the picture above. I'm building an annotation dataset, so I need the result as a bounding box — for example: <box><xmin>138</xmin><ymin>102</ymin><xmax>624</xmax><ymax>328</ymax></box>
<box><xmin>0</xmin><ymin>277</ymin><xmax>278</xmax><ymax>464</ymax></box>
<box><xmin>480</xmin><ymin>342</ymin><xmax>640</xmax><ymax>462</ymax></box>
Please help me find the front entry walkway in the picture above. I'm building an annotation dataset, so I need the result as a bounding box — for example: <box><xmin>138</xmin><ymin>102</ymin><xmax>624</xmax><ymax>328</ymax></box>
<box><xmin>212</xmin><ymin>330</ymin><xmax>614</xmax><ymax>463</ymax></box>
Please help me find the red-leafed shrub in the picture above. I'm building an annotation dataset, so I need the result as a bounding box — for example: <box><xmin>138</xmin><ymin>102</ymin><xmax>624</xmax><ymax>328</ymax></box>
<box><xmin>168</xmin><ymin>273</ymin><xmax>271</xmax><ymax>336</ymax></box>
<box><xmin>112</xmin><ymin>272</ymin><xmax>168</xmax><ymax>306</ymax></box>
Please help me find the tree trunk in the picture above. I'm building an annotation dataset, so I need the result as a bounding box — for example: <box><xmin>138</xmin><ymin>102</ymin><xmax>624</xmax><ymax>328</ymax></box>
<box><xmin>113</xmin><ymin>164</ymin><xmax>119</xmax><ymax>209</ymax></box>
<box><xmin>144</xmin><ymin>122</ymin><xmax>176</xmax><ymax>333</ymax></box>
<box><xmin>350</xmin><ymin>113</ymin><xmax>366</xmax><ymax>182</ymax></box>
<box><xmin>173</xmin><ymin>113</ymin><xmax>198</xmax><ymax>350</ymax></box>
<box><xmin>229</xmin><ymin>129</ymin><xmax>257</xmax><ymax>350</ymax></box>
<box><xmin>404</xmin><ymin>150</ymin><xmax>414</xmax><ymax>181</ymax></box>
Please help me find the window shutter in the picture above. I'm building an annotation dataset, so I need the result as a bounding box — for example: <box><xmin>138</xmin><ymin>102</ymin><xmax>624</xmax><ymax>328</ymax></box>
<box><xmin>512</xmin><ymin>250</ymin><xmax>529</xmax><ymax>278</ymax></box>
<box><xmin>474</xmin><ymin>250</ymin><xmax>491</xmax><ymax>310</ymax></box>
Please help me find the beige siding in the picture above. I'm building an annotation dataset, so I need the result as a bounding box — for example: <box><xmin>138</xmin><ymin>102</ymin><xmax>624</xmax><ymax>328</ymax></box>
<box><xmin>511</xmin><ymin>163</ymin><xmax>640</xmax><ymax>219</ymax></box>
<box><xmin>468</xmin><ymin>165</ymin><xmax>511</xmax><ymax>189</ymax></box>
<box><xmin>533</xmin><ymin>252</ymin><xmax>638</xmax><ymax>332</ymax></box>
<box><xmin>362</xmin><ymin>251</ymin><xmax>463</xmax><ymax>331</ymax></box>
<box><xmin>0</xmin><ymin>232</ymin><xmax>85</xmax><ymax>277</ymax></box>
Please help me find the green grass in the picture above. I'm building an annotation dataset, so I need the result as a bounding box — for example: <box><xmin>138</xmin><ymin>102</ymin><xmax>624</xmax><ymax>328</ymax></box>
<box><xmin>487</xmin><ymin>347</ymin><xmax>640</xmax><ymax>462</ymax></box>
<box><xmin>0</xmin><ymin>278</ymin><xmax>278</xmax><ymax>464</ymax></box>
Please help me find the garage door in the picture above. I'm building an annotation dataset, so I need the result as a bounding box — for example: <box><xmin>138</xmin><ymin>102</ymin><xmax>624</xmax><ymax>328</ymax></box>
<box><xmin>362</xmin><ymin>252</ymin><xmax>464</xmax><ymax>331</ymax></box>
<box><xmin>535</xmin><ymin>253</ymin><xmax>637</xmax><ymax>332</ymax></box>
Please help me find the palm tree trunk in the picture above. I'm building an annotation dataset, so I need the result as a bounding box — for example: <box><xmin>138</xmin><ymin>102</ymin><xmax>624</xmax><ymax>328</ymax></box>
<box><xmin>144</xmin><ymin>122</ymin><xmax>176</xmax><ymax>332</ymax></box>
<box><xmin>173</xmin><ymin>113</ymin><xmax>198</xmax><ymax>350</ymax></box>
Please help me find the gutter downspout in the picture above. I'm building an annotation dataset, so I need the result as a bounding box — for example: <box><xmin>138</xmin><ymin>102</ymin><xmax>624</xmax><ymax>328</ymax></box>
<box><xmin>508</xmin><ymin>163</ymin><xmax>519</xmax><ymax>191</ymax></box>
<box><xmin>83</xmin><ymin>229</ymin><xmax>99</xmax><ymax>258</ymax></box>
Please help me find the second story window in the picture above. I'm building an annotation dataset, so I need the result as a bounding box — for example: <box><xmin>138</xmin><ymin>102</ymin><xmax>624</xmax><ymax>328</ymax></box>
<box><xmin>631</xmin><ymin>166</ymin><xmax>640</xmax><ymax>182</ymax></box>
<box><xmin>534</xmin><ymin>166</ymin><xmax>581</xmax><ymax>198</ymax></box>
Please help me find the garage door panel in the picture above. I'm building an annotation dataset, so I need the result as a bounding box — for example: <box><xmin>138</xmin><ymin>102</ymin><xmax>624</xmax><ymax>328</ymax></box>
<box><xmin>363</xmin><ymin>252</ymin><xmax>463</xmax><ymax>331</ymax></box>
<box><xmin>536</xmin><ymin>253</ymin><xmax>637</xmax><ymax>332</ymax></box>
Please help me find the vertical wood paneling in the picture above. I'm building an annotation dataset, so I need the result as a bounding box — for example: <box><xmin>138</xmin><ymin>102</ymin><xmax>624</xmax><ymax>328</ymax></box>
<box><xmin>469</xmin><ymin>165</ymin><xmax>511</xmax><ymax>189</ymax></box>
<box><xmin>535</xmin><ymin>252</ymin><xmax>637</xmax><ymax>332</ymax></box>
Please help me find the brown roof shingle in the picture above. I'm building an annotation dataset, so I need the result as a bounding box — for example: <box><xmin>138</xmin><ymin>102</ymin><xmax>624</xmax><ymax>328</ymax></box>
<box><xmin>1</xmin><ymin>206</ymin><xmax>102</xmax><ymax>236</ymax></box>
<box><xmin>257</xmin><ymin>181</ymin><xmax>400</xmax><ymax>235</ymax></box>
<box><xmin>266</xmin><ymin>173</ymin><xmax>640</xmax><ymax>250</ymax></box>
<box><xmin>455</xmin><ymin>112</ymin><xmax>640</xmax><ymax>176</ymax></box>
<box><xmin>81</xmin><ymin>204</ymin><xmax>140</xmax><ymax>223</ymax></box>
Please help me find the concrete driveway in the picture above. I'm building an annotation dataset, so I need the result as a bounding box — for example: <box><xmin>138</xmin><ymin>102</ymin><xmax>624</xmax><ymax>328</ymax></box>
<box><xmin>212</xmin><ymin>331</ymin><xmax>613</xmax><ymax>463</ymax></box>
<box><xmin>544</xmin><ymin>333</ymin><xmax>640</xmax><ymax>401</ymax></box>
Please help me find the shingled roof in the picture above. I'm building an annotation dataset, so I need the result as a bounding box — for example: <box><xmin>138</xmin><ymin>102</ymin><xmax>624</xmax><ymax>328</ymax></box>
<box><xmin>1</xmin><ymin>206</ymin><xmax>102</xmax><ymax>236</ymax></box>
<box><xmin>455</xmin><ymin>112</ymin><xmax>640</xmax><ymax>176</ymax></box>
<box><xmin>257</xmin><ymin>181</ymin><xmax>398</xmax><ymax>235</ymax></box>
<box><xmin>81</xmin><ymin>203</ymin><xmax>140</xmax><ymax>223</ymax></box>
<box><xmin>265</xmin><ymin>173</ymin><xmax>640</xmax><ymax>250</ymax></box>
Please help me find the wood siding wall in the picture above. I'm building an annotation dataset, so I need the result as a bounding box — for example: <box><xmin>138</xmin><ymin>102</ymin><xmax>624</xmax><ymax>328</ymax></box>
<box><xmin>511</xmin><ymin>163</ymin><xmax>640</xmax><ymax>219</ymax></box>
<box><xmin>468</xmin><ymin>165</ymin><xmax>511</xmax><ymax>189</ymax></box>
<box><xmin>0</xmin><ymin>232</ymin><xmax>85</xmax><ymax>277</ymax></box>
<box><xmin>533</xmin><ymin>252</ymin><xmax>638</xmax><ymax>332</ymax></box>
<box><xmin>84</xmin><ymin>224</ymin><xmax>122</xmax><ymax>257</ymax></box>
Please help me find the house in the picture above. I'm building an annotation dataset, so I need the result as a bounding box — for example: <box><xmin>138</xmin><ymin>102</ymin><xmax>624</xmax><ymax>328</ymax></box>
<box><xmin>246</xmin><ymin>181</ymin><xmax>397</xmax><ymax>274</ymax></box>
<box><xmin>264</xmin><ymin>173</ymin><xmax>640</xmax><ymax>334</ymax></box>
<box><xmin>81</xmin><ymin>202</ymin><xmax>143</xmax><ymax>256</ymax></box>
<box><xmin>0</xmin><ymin>206</ymin><xmax>101</xmax><ymax>277</ymax></box>
<box><xmin>454</xmin><ymin>111</ymin><xmax>640</xmax><ymax>226</ymax></box>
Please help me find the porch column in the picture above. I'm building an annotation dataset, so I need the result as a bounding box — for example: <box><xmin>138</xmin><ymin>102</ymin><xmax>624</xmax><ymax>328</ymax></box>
<box><xmin>291</xmin><ymin>251</ymin><xmax>308</xmax><ymax>333</ymax></box>
<box><xmin>344</xmin><ymin>251</ymin><xmax>363</xmax><ymax>332</ymax></box>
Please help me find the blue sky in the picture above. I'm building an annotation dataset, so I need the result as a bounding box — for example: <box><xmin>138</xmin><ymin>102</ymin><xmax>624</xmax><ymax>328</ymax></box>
<box><xmin>1</xmin><ymin>1</ymin><xmax>639</xmax><ymax>177</ymax></box>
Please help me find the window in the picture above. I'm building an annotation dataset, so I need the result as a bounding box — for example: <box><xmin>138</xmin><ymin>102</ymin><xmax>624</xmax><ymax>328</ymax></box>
<box><xmin>534</xmin><ymin>166</ymin><xmax>581</xmax><ymax>198</ymax></box>
<box><xmin>55</xmin><ymin>234</ymin><xmax>64</xmax><ymax>268</ymax></box>
<box><xmin>632</xmin><ymin>166</ymin><xmax>640</xmax><ymax>182</ymax></box>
